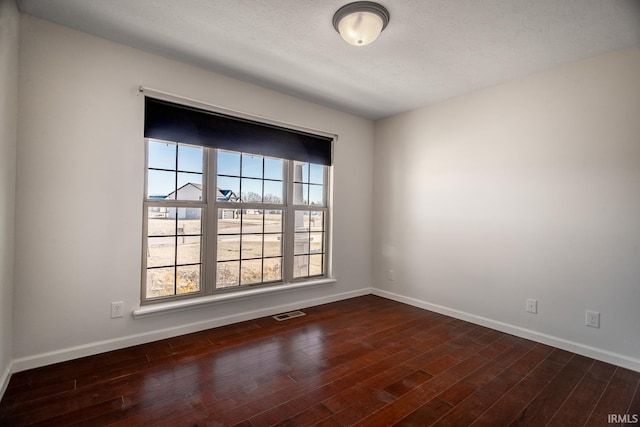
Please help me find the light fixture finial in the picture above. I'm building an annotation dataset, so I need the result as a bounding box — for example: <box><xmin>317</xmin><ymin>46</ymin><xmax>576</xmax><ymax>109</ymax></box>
<box><xmin>333</xmin><ymin>1</ymin><xmax>390</xmax><ymax>46</ymax></box>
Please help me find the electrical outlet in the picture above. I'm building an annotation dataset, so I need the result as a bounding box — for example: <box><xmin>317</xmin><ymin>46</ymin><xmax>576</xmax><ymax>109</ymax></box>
<box><xmin>388</xmin><ymin>269</ymin><xmax>395</xmax><ymax>281</ymax></box>
<box><xmin>526</xmin><ymin>298</ymin><xmax>537</xmax><ymax>314</ymax></box>
<box><xmin>111</xmin><ymin>301</ymin><xmax>124</xmax><ymax>319</ymax></box>
<box><xmin>586</xmin><ymin>310</ymin><xmax>600</xmax><ymax>328</ymax></box>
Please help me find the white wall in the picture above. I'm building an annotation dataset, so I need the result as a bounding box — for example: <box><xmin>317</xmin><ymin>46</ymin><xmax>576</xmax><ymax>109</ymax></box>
<box><xmin>13</xmin><ymin>15</ymin><xmax>373</xmax><ymax>368</ymax></box>
<box><xmin>0</xmin><ymin>0</ymin><xmax>19</xmax><ymax>395</ymax></box>
<box><xmin>373</xmin><ymin>49</ymin><xmax>640</xmax><ymax>370</ymax></box>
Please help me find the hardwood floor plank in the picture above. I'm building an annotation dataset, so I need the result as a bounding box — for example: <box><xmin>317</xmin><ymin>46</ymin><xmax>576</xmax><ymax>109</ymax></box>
<box><xmin>327</xmin><ymin>387</ymin><xmax>396</xmax><ymax>426</ymax></box>
<box><xmin>275</xmin><ymin>403</ymin><xmax>333</xmax><ymax>426</ymax></box>
<box><xmin>586</xmin><ymin>359</ymin><xmax>617</xmax><ymax>383</ymax></box>
<box><xmin>546</xmin><ymin>373</ymin><xmax>609</xmax><ymax>427</ymax></box>
<box><xmin>469</xmin><ymin>345</ymin><xmax>558</xmax><ymax>427</ymax></box>
<box><xmin>438</xmin><ymin>381</ymin><xmax>477</xmax><ymax>406</ymax></box>
<box><xmin>394</xmin><ymin>397</ymin><xmax>453</xmax><ymax>426</ymax></box>
<box><xmin>354</xmin><ymin>383</ymin><xmax>440</xmax><ymax>426</ymax></box>
<box><xmin>584</xmin><ymin>367</ymin><xmax>640</xmax><ymax>426</ymax></box>
<box><xmin>459</xmin><ymin>344</ymin><xmax>532</xmax><ymax>390</ymax></box>
<box><xmin>446</xmin><ymin>354</ymin><xmax>490</xmax><ymax>379</ymax></box>
<box><xmin>509</xmin><ymin>354</ymin><xmax>595</xmax><ymax>426</ymax></box>
<box><xmin>383</xmin><ymin>370</ymin><xmax>434</xmax><ymax>398</ymax></box>
<box><xmin>627</xmin><ymin>381</ymin><xmax>640</xmax><ymax>418</ymax></box>
<box><xmin>432</xmin><ymin>366</ymin><xmax>525</xmax><ymax>426</ymax></box>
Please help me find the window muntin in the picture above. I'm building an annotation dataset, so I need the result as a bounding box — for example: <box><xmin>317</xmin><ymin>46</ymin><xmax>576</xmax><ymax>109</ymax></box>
<box><xmin>143</xmin><ymin>140</ymin><xmax>329</xmax><ymax>303</ymax></box>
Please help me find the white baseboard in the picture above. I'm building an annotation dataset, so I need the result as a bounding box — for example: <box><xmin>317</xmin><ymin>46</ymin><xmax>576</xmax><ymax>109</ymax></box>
<box><xmin>372</xmin><ymin>288</ymin><xmax>640</xmax><ymax>373</ymax></box>
<box><xmin>1</xmin><ymin>361</ymin><xmax>12</xmax><ymax>401</ymax></box>
<box><xmin>11</xmin><ymin>287</ymin><xmax>372</xmax><ymax>373</ymax></box>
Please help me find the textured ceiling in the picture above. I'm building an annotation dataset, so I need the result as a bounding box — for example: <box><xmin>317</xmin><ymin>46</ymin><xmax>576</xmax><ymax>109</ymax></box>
<box><xmin>16</xmin><ymin>0</ymin><xmax>640</xmax><ymax>120</ymax></box>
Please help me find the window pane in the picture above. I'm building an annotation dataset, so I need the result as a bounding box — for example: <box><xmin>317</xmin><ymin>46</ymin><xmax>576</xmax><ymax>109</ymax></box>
<box><xmin>241</xmin><ymin>259</ymin><xmax>262</xmax><ymax>285</ymax></box>
<box><xmin>217</xmin><ymin>176</ymin><xmax>240</xmax><ymax>202</ymax></box>
<box><xmin>217</xmin><ymin>235</ymin><xmax>240</xmax><ymax>261</ymax></box>
<box><xmin>294</xmin><ymin>161</ymin><xmax>309</xmax><ymax>183</ymax></box>
<box><xmin>218</xmin><ymin>210</ymin><xmax>241</xmax><ymax>234</ymax></box>
<box><xmin>310</xmin><ymin>254</ymin><xmax>323</xmax><ymax>276</ymax></box>
<box><xmin>241</xmin><ymin>154</ymin><xmax>263</xmax><ymax>178</ymax></box>
<box><xmin>241</xmin><ymin>178</ymin><xmax>262</xmax><ymax>202</ymax></box>
<box><xmin>177</xmin><ymin>236</ymin><xmax>201</xmax><ymax>265</ymax></box>
<box><xmin>218</xmin><ymin>150</ymin><xmax>240</xmax><ymax>176</ymax></box>
<box><xmin>178</xmin><ymin>145</ymin><xmax>203</xmax><ymax>173</ymax></box>
<box><xmin>241</xmin><ymin>234</ymin><xmax>263</xmax><ymax>259</ymax></box>
<box><xmin>264</xmin><ymin>233</ymin><xmax>282</xmax><ymax>257</ymax></box>
<box><xmin>148</xmin><ymin>169</ymin><xmax>175</xmax><ymax>198</ymax></box>
<box><xmin>310</xmin><ymin>211</ymin><xmax>324</xmax><ymax>232</ymax></box>
<box><xmin>310</xmin><ymin>232</ymin><xmax>324</xmax><ymax>254</ymax></box>
<box><xmin>146</xmin><ymin>267</ymin><xmax>175</xmax><ymax>298</ymax></box>
<box><xmin>148</xmin><ymin>209</ymin><xmax>175</xmax><ymax>236</ymax></box>
<box><xmin>173</xmin><ymin>208</ymin><xmax>202</xmax><ymax>221</ymax></box>
<box><xmin>293</xmin><ymin>183</ymin><xmax>308</xmax><ymax>205</ymax></box>
<box><xmin>177</xmin><ymin>211</ymin><xmax>202</xmax><ymax>235</ymax></box>
<box><xmin>294</xmin><ymin>210</ymin><xmax>307</xmax><ymax>231</ymax></box>
<box><xmin>293</xmin><ymin>255</ymin><xmax>309</xmax><ymax>278</ymax></box>
<box><xmin>294</xmin><ymin>232</ymin><xmax>310</xmax><ymax>255</ymax></box>
<box><xmin>263</xmin><ymin>258</ymin><xmax>282</xmax><ymax>282</ymax></box>
<box><xmin>309</xmin><ymin>184</ymin><xmax>324</xmax><ymax>206</ymax></box>
<box><xmin>148</xmin><ymin>140</ymin><xmax>176</xmax><ymax>170</ymax></box>
<box><xmin>177</xmin><ymin>265</ymin><xmax>200</xmax><ymax>294</ymax></box>
<box><xmin>264</xmin><ymin>210</ymin><xmax>283</xmax><ymax>234</ymax></box>
<box><xmin>242</xmin><ymin>210</ymin><xmax>263</xmax><ymax>234</ymax></box>
<box><xmin>309</xmin><ymin>164</ymin><xmax>324</xmax><ymax>185</ymax></box>
<box><xmin>264</xmin><ymin>158</ymin><xmax>283</xmax><ymax>180</ymax></box>
<box><xmin>147</xmin><ymin>236</ymin><xmax>175</xmax><ymax>268</ymax></box>
<box><xmin>217</xmin><ymin>261</ymin><xmax>239</xmax><ymax>287</ymax></box>
<box><xmin>263</xmin><ymin>180</ymin><xmax>283</xmax><ymax>204</ymax></box>
<box><xmin>177</xmin><ymin>174</ymin><xmax>203</xmax><ymax>200</ymax></box>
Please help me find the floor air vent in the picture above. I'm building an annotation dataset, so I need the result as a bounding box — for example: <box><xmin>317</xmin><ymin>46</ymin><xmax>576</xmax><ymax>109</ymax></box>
<box><xmin>273</xmin><ymin>310</ymin><xmax>306</xmax><ymax>321</ymax></box>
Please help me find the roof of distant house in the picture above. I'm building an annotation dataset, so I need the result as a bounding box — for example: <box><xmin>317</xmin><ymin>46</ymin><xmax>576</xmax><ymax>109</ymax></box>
<box><xmin>162</xmin><ymin>183</ymin><xmax>239</xmax><ymax>201</ymax></box>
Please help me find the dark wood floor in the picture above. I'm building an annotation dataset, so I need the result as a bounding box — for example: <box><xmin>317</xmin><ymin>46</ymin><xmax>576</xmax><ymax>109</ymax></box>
<box><xmin>1</xmin><ymin>295</ymin><xmax>638</xmax><ymax>426</ymax></box>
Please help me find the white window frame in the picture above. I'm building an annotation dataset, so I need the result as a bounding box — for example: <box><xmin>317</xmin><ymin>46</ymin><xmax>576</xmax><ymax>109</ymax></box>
<box><xmin>141</xmin><ymin>141</ymin><xmax>332</xmax><ymax>305</ymax></box>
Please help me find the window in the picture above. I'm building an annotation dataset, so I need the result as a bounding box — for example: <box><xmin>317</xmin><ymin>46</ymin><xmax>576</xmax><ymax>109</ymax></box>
<box><xmin>293</xmin><ymin>161</ymin><xmax>327</xmax><ymax>279</ymax></box>
<box><xmin>141</xmin><ymin>96</ymin><xmax>332</xmax><ymax>304</ymax></box>
<box><xmin>144</xmin><ymin>141</ymin><xmax>205</xmax><ymax>299</ymax></box>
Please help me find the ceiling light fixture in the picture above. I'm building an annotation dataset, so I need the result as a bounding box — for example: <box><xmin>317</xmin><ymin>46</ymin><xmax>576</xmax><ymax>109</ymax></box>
<box><xmin>333</xmin><ymin>1</ymin><xmax>390</xmax><ymax>47</ymax></box>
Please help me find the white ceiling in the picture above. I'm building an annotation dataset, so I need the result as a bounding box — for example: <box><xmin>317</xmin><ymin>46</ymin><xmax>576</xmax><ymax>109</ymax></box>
<box><xmin>16</xmin><ymin>0</ymin><xmax>640</xmax><ymax>120</ymax></box>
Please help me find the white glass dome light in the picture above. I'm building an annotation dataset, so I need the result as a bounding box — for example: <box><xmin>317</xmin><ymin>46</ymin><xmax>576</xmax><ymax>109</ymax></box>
<box><xmin>333</xmin><ymin>2</ymin><xmax>390</xmax><ymax>47</ymax></box>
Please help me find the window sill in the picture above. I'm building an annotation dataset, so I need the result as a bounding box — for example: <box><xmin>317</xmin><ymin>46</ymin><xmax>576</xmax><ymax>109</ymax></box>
<box><xmin>132</xmin><ymin>278</ymin><xmax>336</xmax><ymax>319</ymax></box>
